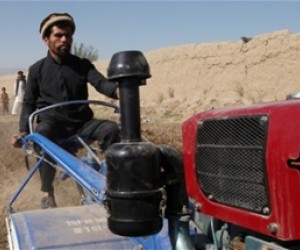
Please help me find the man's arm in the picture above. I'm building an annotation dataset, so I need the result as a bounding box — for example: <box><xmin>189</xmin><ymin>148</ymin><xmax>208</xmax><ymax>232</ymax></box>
<box><xmin>85</xmin><ymin>60</ymin><xmax>119</xmax><ymax>99</ymax></box>
<box><xmin>12</xmin><ymin>69</ymin><xmax>39</xmax><ymax>148</ymax></box>
<box><xmin>19</xmin><ymin>70</ymin><xmax>39</xmax><ymax>133</ymax></box>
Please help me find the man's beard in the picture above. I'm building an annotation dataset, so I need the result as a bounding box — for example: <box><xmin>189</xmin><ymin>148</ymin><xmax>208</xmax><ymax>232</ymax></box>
<box><xmin>57</xmin><ymin>45</ymin><xmax>71</xmax><ymax>59</ymax></box>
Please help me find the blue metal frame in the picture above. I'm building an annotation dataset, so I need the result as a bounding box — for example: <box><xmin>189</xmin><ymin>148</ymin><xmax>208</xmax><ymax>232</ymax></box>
<box><xmin>8</xmin><ymin>133</ymin><xmax>107</xmax><ymax>212</ymax></box>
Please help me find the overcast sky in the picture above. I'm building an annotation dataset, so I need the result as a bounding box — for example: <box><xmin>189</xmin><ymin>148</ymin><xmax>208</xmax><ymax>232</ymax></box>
<box><xmin>1</xmin><ymin>1</ymin><xmax>300</xmax><ymax>74</ymax></box>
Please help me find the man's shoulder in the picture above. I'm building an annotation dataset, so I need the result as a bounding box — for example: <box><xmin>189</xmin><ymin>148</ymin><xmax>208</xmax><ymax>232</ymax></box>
<box><xmin>29</xmin><ymin>57</ymin><xmax>47</xmax><ymax>71</ymax></box>
<box><xmin>69</xmin><ymin>54</ymin><xmax>92</xmax><ymax>64</ymax></box>
<box><xmin>68</xmin><ymin>54</ymin><xmax>94</xmax><ymax>72</ymax></box>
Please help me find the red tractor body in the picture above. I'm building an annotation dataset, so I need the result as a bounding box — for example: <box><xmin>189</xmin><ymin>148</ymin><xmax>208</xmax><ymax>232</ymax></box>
<box><xmin>182</xmin><ymin>99</ymin><xmax>300</xmax><ymax>241</ymax></box>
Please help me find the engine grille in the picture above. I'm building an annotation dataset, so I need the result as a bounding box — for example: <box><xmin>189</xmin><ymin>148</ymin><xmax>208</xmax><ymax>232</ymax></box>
<box><xmin>196</xmin><ymin>115</ymin><xmax>270</xmax><ymax>214</ymax></box>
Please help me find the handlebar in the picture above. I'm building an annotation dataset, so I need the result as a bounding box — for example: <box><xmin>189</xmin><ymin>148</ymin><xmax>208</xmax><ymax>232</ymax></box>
<box><xmin>28</xmin><ymin>100</ymin><xmax>120</xmax><ymax>134</ymax></box>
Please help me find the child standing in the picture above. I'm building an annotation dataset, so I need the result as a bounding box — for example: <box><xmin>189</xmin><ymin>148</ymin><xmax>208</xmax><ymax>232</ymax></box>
<box><xmin>1</xmin><ymin>87</ymin><xmax>9</xmax><ymax>114</ymax></box>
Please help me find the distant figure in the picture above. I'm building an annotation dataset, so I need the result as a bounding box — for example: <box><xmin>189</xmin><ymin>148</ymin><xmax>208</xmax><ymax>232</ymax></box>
<box><xmin>1</xmin><ymin>87</ymin><xmax>9</xmax><ymax>114</ymax></box>
<box><xmin>11</xmin><ymin>71</ymin><xmax>26</xmax><ymax>115</ymax></box>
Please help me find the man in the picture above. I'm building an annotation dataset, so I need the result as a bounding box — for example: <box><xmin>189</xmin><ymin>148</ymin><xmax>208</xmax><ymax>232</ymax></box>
<box><xmin>11</xmin><ymin>71</ymin><xmax>26</xmax><ymax>115</ymax></box>
<box><xmin>12</xmin><ymin>13</ymin><xmax>120</xmax><ymax>209</ymax></box>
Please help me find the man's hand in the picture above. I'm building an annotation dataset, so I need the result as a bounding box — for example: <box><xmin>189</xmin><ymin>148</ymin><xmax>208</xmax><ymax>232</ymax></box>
<box><xmin>12</xmin><ymin>132</ymin><xmax>27</xmax><ymax>148</ymax></box>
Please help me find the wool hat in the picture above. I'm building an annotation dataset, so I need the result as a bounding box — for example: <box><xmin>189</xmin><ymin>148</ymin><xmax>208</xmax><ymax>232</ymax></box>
<box><xmin>39</xmin><ymin>13</ymin><xmax>76</xmax><ymax>37</ymax></box>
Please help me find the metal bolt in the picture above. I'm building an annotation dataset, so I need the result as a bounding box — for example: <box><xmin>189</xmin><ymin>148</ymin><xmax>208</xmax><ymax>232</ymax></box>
<box><xmin>262</xmin><ymin>207</ymin><xmax>270</xmax><ymax>215</ymax></box>
<box><xmin>260</xmin><ymin>116</ymin><xmax>268</xmax><ymax>124</ymax></box>
<box><xmin>267</xmin><ymin>223</ymin><xmax>278</xmax><ymax>234</ymax></box>
<box><xmin>91</xmin><ymin>187</ymin><xmax>98</xmax><ymax>195</ymax></box>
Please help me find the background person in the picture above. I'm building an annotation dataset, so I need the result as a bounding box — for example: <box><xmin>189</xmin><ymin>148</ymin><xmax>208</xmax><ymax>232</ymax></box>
<box><xmin>1</xmin><ymin>87</ymin><xmax>9</xmax><ymax>114</ymax></box>
<box><xmin>11</xmin><ymin>71</ymin><xmax>26</xmax><ymax>115</ymax></box>
<box><xmin>12</xmin><ymin>12</ymin><xmax>120</xmax><ymax>209</ymax></box>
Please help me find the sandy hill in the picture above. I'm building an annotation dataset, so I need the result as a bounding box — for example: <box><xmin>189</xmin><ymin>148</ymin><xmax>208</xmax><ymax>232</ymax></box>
<box><xmin>2</xmin><ymin>29</ymin><xmax>300</xmax><ymax>123</ymax></box>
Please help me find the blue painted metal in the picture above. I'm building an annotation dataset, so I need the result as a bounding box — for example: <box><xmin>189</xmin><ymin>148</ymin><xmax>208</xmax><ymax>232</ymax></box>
<box><xmin>132</xmin><ymin>219</ymin><xmax>172</xmax><ymax>249</ymax></box>
<box><xmin>27</xmin><ymin>133</ymin><xmax>107</xmax><ymax>202</ymax></box>
<box><xmin>8</xmin><ymin>205</ymin><xmax>137</xmax><ymax>249</ymax></box>
<box><xmin>8</xmin><ymin>205</ymin><xmax>173</xmax><ymax>250</ymax></box>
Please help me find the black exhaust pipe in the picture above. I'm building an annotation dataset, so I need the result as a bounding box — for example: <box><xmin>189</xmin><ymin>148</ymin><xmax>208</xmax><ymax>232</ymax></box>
<box><xmin>105</xmin><ymin>51</ymin><xmax>162</xmax><ymax>236</ymax></box>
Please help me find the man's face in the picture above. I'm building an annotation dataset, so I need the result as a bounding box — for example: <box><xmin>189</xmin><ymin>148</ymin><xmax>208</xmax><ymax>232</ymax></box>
<box><xmin>44</xmin><ymin>25</ymin><xmax>73</xmax><ymax>59</ymax></box>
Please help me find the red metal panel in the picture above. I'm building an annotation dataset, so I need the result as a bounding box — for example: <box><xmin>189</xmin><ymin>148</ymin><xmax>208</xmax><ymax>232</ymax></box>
<box><xmin>182</xmin><ymin>100</ymin><xmax>300</xmax><ymax>241</ymax></box>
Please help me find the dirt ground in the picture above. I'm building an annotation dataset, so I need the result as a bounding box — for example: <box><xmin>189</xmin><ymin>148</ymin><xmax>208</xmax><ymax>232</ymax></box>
<box><xmin>0</xmin><ymin>112</ymin><xmax>182</xmax><ymax>249</ymax></box>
